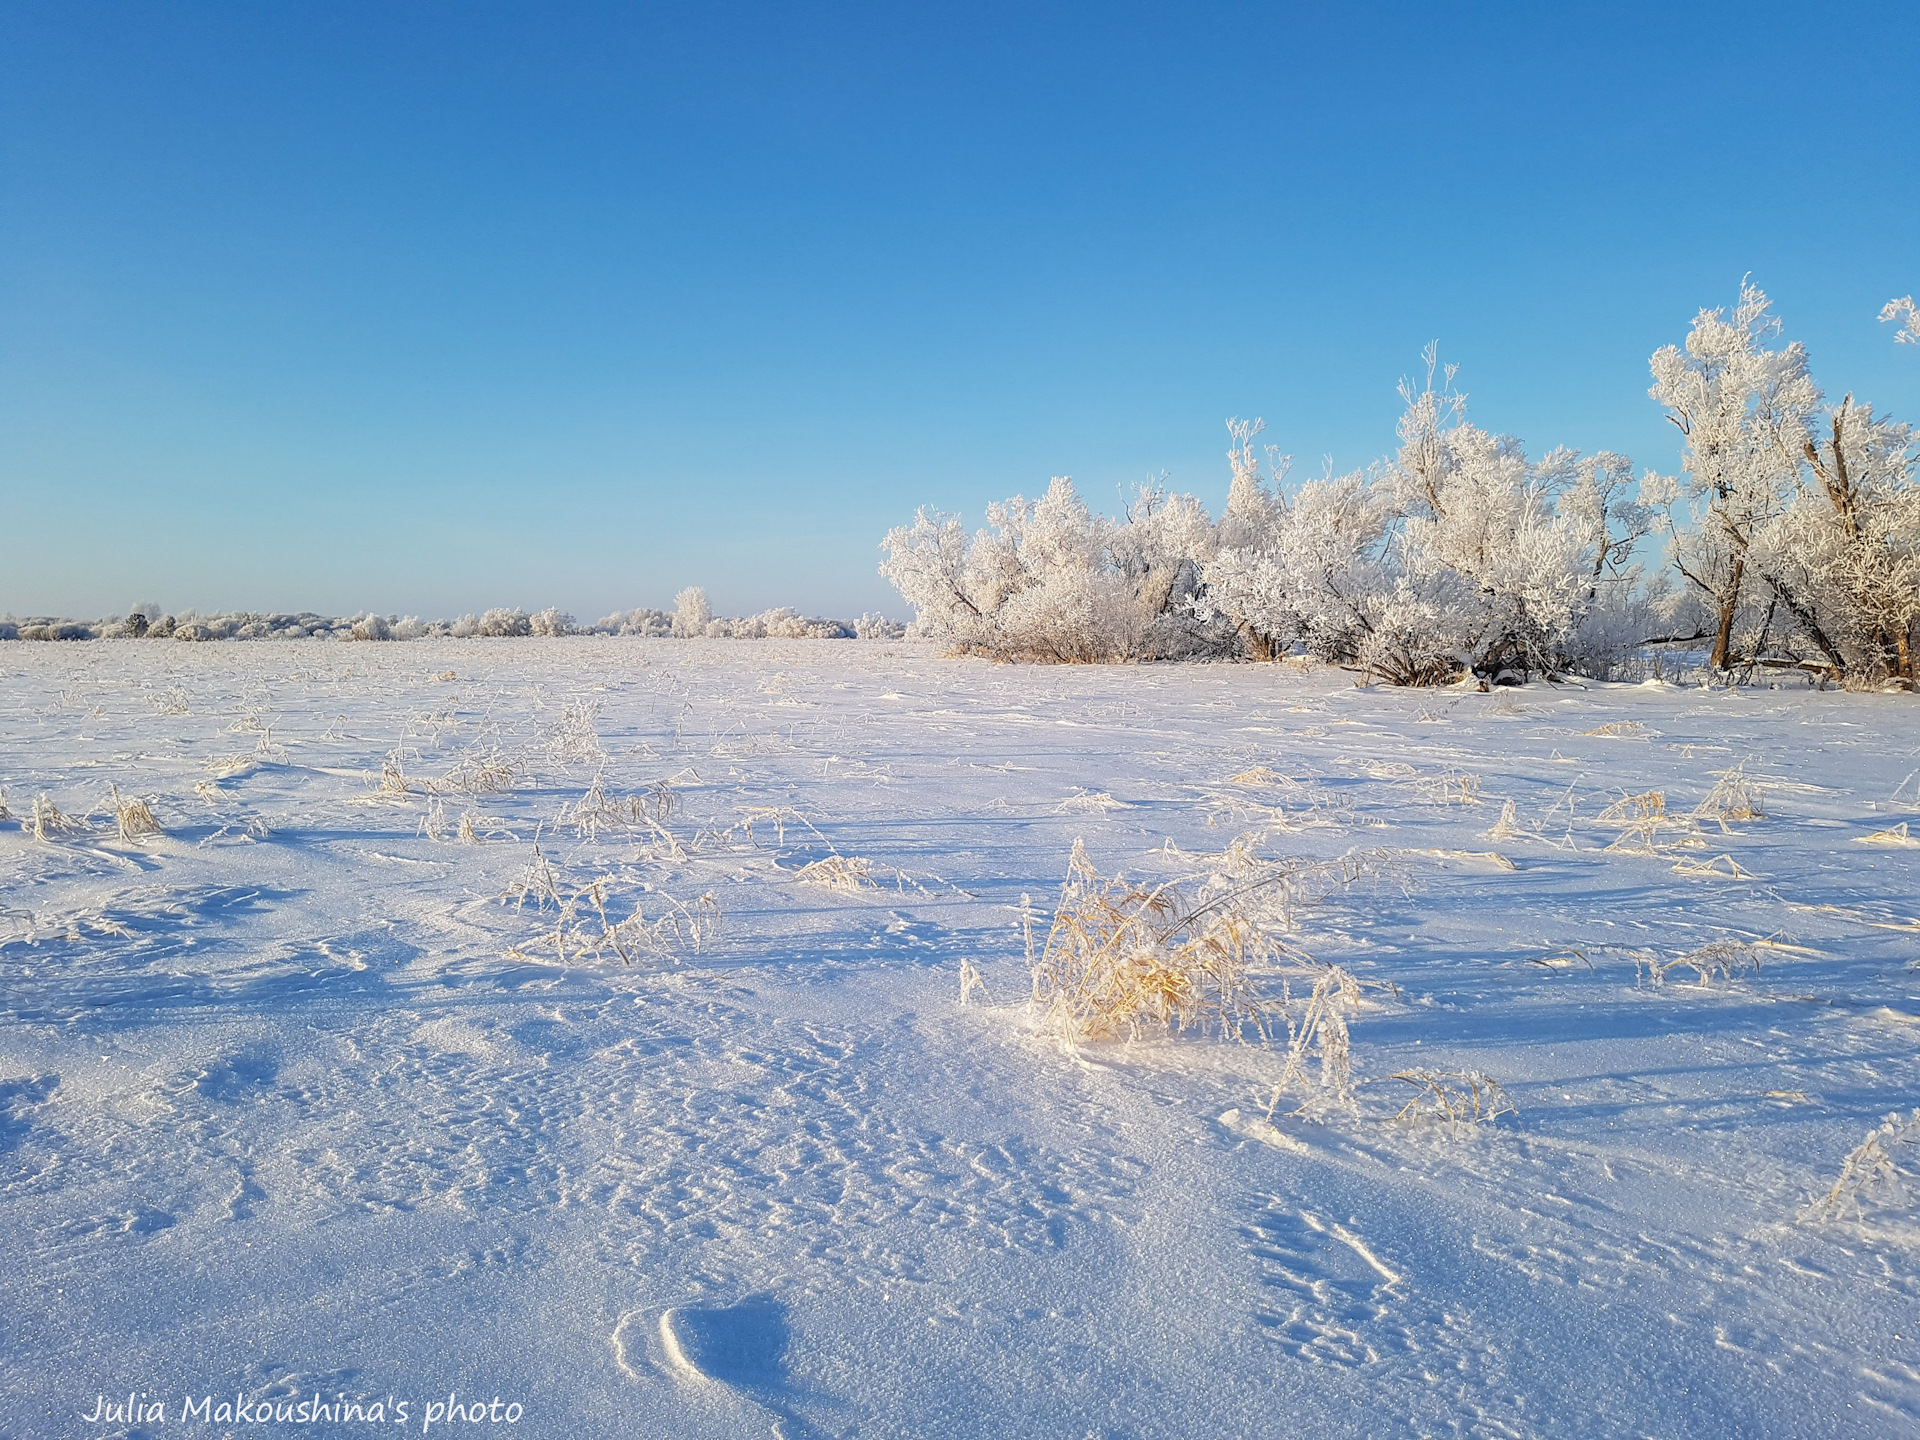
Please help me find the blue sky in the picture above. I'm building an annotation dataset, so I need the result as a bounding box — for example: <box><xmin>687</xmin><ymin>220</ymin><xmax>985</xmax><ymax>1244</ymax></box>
<box><xmin>4</xmin><ymin>1</ymin><xmax>1918</xmax><ymax>621</ymax></box>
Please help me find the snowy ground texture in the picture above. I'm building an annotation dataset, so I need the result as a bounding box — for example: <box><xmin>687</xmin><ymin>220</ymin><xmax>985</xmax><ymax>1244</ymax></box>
<box><xmin>4</xmin><ymin>639</ymin><xmax>1919</xmax><ymax>1439</ymax></box>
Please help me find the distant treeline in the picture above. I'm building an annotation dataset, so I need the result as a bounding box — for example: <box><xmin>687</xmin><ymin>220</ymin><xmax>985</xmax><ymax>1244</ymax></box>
<box><xmin>2</xmin><ymin>589</ymin><xmax>905</xmax><ymax>643</ymax></box>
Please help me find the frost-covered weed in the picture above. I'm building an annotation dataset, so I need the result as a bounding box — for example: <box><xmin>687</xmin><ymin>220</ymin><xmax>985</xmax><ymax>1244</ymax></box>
<box><xmin>502</xmin><ymin>844</ymin><xmax>718</xmax><ymax>965</ymax></box>
<box><xmin>1028</xmin><ymin>837</ymin><xmax>1378</xmax><ymax>1048</ymax></box>
<box><xmin>1804</xmin><ymin>1109</ymin><xmax>1920</xmax><ymax>1223</ymax></box>
<box><xmin>107</xmin><ymin>785</ymin><xmax>161</xmax><ymax>842</ymax></box>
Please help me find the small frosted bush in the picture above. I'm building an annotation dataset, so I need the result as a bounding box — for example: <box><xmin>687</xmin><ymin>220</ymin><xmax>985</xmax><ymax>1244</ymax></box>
<box><xmin>478</xmin><ymin>607</ymin><xmax>531</xmax><ymax>638</ymax></box>
<box><xmin>856</xmin><ymin>612</ymin><xmax>906</xmax><ymax>640</ymax></box>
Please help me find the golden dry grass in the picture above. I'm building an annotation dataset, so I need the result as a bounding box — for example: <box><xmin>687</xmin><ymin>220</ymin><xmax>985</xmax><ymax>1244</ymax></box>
<box><xmin>1669</xmin><ymin>853</ymin><xmax>1757</xmax><ymax>880</ymax></box>
<box><xmin>1031</xmin><ymin>837</ymin><xmax>1379</xmax><ymax>1052</ymax></box>
<box><xmin>1597</xmin><ymin>790</ymin><xmax>1672</xmax><ymax>854</ymax></box>
<box><xmin>1227</xmin><ymin>766</ymin><xmax>1289</xmax><ymax>787</ymax></box>
<box><xmin>1033</xmin><ymin>839</ymin><xmax>1293</xmax><ymax>1044</ymax></box>
<box><xmin>26</xmin><ymin>795</ymin><xmax>82</xmax><ymax>841</ymax></box>
<box><xmin>1692</xmin><ymin>763</ymin><xmax>1765</xmax><ymax>831</ymax></box>
<box><xmin>1390</xmin><ymin>1070</ymin><xmax>1517</xmax><ymax>1125</ymax></box>
<box><xmin>793</xmin><ymin>854</ymin><xmax>879</xmax><ymax>892</ymax></box>
<box><xmin>109</xmin><ymin>785</ymin><xmax>161</xmax><ymax>842</ymax></box>
<box><xmin>1857</xmin><ymin>822</ymin><xmax>1920</xmax><ymax>848</ymax></box>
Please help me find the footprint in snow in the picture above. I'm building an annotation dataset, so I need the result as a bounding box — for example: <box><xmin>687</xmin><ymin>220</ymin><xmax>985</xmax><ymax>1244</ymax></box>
<box><xmin>616</xmin><ymin>1298</ymin><xmax>829</xmax><ymax>1437</ymax></box>
<box><xmin>657</xmin><ymin>1296</ymin><xmax>789</xmax><ymax>1388</ymax></box>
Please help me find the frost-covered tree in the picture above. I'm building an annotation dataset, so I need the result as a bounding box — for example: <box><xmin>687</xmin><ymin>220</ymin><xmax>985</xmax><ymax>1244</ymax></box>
<box><xmin>1883</xmin><ymin>296</ymin><xmax>1920</xmax><ymax>345</ymax></box>
<box><xmin>1645</xmin><ymin>284</ymin><xmax>1919</xmax><ymax>685</ymax></box>
<box><xmin>672</xmin><ymin>587</ymin><xmax>712</xmax><ymax>639</ymax></box>
<box><xmin>1748</xmin><ymin>397</ymin><xmax>1920</xmax><ymax>684</ymax></box>
<box><xmin>879</xmin><ymin>476</ymin><xmax>1229</xmax><ymax>662</ymax></box>
<box><xmin>1648</xmin><ymin>280</ymin><xmax>1821</xmax><ymax>670</ymax></box>
<box><xmin>1199</xmin><ymin>352</ymin><xmax>1651</xmax><ymax>684</ymax></box>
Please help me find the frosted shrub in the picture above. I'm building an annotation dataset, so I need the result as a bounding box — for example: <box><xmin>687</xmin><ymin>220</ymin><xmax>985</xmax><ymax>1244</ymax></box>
<box><xmin>594</xmin><ymin>607</ymin><xmax>675</xmax><ymax>636</ymax></box>
<box><xmin>350</xmin><ymin>614</ymin><xmax>393</xmax><ymax>641</ymax></box>
<box><xmin>855</xmin><ymin>612</ymin><xmax>906</xmax><ymax>640</ymax></box>
<box><xmin>881</xmin><ymin>476</ymin><xmax>1230</xmax><ymax>662</ymax></box>
<box><xmin>1198</xmin><ymin>356</ymin><xmax>1653</xmax><ymax>684</ymax></box>
<box><xmin>673</xmin><ymin>587</ymin><xmax>712</xmax><ymax>638</ymax></box>
<box><xmin>529</xmin><ymin>607</ymin><xmax>575</xmax><ymax>637</ymax></box>
<box><xmin>478</xmin><ymin>607</ymin><xmax>531</xmax><ymax>638</ymax></box>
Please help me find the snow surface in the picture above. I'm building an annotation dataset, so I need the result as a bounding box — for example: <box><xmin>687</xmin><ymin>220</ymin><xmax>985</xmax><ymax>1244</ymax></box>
<box><xmin>3</xmin><ymin>638</ymin><xmax>1918</xmax><ymax>1438</ymax></box>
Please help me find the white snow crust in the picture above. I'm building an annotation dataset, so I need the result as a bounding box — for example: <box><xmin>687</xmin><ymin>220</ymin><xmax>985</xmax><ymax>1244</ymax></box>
<box><xmin>3</xmin><ymin>638</ymin><xmax>1918</xmax><ymax>1437</ymax></box>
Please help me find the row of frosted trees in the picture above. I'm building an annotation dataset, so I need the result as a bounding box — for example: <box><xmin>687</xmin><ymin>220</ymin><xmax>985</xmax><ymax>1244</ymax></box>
<box><xmin>880</xmin><ymin>285</ymin><xmax>1920</xmax><ymax>687</ymax></box>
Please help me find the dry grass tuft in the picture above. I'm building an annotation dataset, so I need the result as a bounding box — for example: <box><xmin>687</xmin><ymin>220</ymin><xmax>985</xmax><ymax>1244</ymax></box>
<box><xmin>1583</xmin><ymin>720</ymin><xmax>1654</xmax><ymax>738</ymax></box>
<box><xmin>555</xmin><ymin>774</ymin><xmax>681</xmax><ymax>852</ymax></box>
<box><xmin>1669</xmin><ymin>853</ymin><xmax>1757</xmax><ymax>880</ymax></box>
<box><xmin>1483</xmin><ymin>798</ymin><xmax>1522</xmax><ymax>842</ymax></box>
<box><xmin>1417</xmin><ymin>770</ymin><xmax>1483</xmax><ymax>806</ymax></box>
<box><xmin>1390</xmin><ymin>1070</ymin><xmax>1517</xmax><ymax>1125</ymax></box>
<box><xmin>1598</xmin><ymin>790</ymin><xmax>1672</xmax><ymax>854</ymax></box>
<box><xmin>548</xmin><ymin>701</ymin><xmax>608</xmax><ymax>768</ymax></box>
<box><xmin>1633</xmin><ymin>938</ymin><xmax>1766</xmax><ymax>987</ymax></box>
<box><xmin>1803</xmin><ymin>1109</ymin><xmax>1920</xmax><ymax>1222</ymax></box>
<box><xmin>1030</xmin><ymin>838</ymin><xmax>1382</xmax><ymax>1054</ymax></box>
<box><xmin>1264</xmin><ymin>966</ymin><xmax>1363</xmax><ymax>1117</ymax></box>
<box><xmin>377</xmin><ymin>754</ymin><xmax>411</xmax><ymax>796</ymax></box>
<box><xmin>109</xmin><ymin>785</ymin><xmax>161</xmax><ymax>842</ymax></box>
<box><xmin>1692</xmin><ymin>763</ymin><xmax>1765</xmax><ymax>831</ymax></box>
<box><xmin>1033</xmin><ymin>839</ymin><xmax>1304</xmax><ymax>1045</ymax></box>
<box><xmin>431</xmin><ymin>750</ymin><xmax>518</xmax><ymax>796</ymax></box>
<box><xmin>1857</xmin><ymin>822</ymin><xmax>1920</xmax><ymax>848</ymax></box>
<box><xmin>25</xmin><ymin>795</ymin><xmax>83</xmax><ymax>841</ymax></box>
<box><xmin>503</xmin><ymin>844</ymin><xmax>719</xmax><ymax>964</ymax></box>
<box><xmin>1228</xmin><ymin>766</ymin><xmax>1289</xmax><ymax>787</ymax></box>
<box><xmin>794</xmin><ymin>854</ymin><xmax>880</xmax><ymax>892</ymax></box>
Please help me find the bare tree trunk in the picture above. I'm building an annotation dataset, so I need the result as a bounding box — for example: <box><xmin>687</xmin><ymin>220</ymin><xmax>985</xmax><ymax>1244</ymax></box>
<box><xmin>1711</xmin><ymin>556</ymin><xmax>1744</xmax><ymax>671</ymax></box>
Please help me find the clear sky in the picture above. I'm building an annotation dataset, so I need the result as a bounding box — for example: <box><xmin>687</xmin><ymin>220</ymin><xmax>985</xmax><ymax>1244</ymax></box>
<box><xmin>4</xmin><ymin>1</ymin><xmax>1918</xmax><ymax>622</ymax></box>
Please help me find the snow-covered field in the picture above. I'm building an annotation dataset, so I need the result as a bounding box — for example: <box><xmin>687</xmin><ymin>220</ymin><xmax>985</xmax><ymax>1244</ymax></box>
<box><xmin>4</xmin><ymin>638</ymin><xmax>1918</xmax><ymax>1438</ymax></box>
